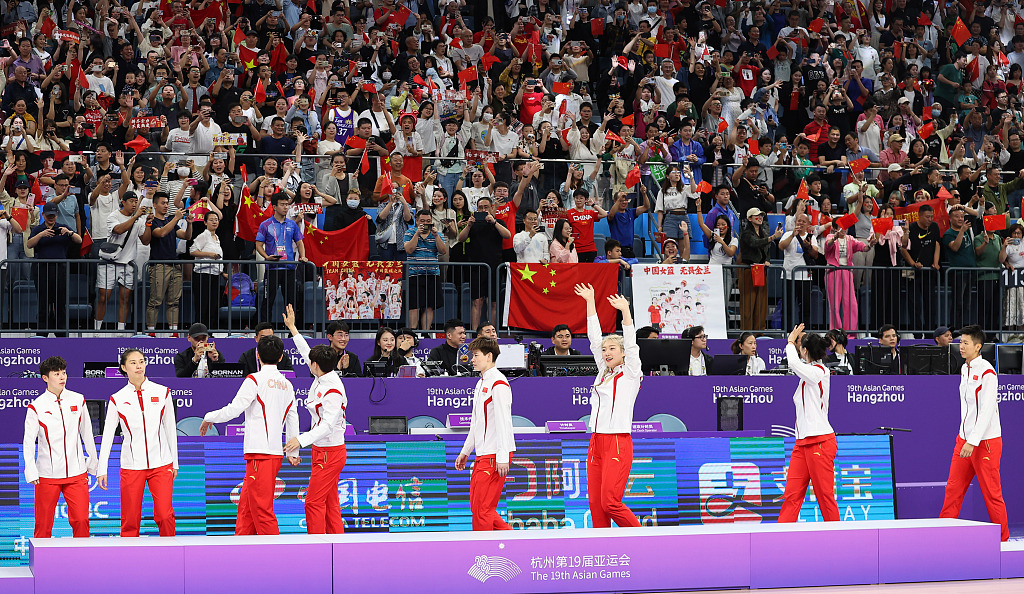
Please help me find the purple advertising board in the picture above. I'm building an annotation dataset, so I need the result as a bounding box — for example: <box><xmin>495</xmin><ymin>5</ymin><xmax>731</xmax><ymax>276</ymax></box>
<box><xmin>2</xmin><ymin>373</ymin><xmax>1022</xmax><ymax>530</ymax></box>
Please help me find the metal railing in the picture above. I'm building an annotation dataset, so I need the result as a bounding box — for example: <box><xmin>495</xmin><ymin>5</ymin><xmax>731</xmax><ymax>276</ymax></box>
<box><xmin>3</xmin><ymin>257</ymin><xmax>1016</xmax><ymax>339</ymax></box>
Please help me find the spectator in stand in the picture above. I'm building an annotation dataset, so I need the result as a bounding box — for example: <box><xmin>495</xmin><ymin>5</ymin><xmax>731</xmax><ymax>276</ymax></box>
<box><xmin>981</xmin><ymin>167</ymin><xmax>1024</xmax><ymax>215</ymax></box>
<box><xmin>405</xmin><ymin>209</ymin><xmax>447</xmax><ymax>330</ymax></box>
<box><xmin>974</xmin><ymin>219</ymin><xmax>1002</xmax><ymax>335</ymax></box>
<box><xmin>190</xmin><ymin>211</ymin><xmax>226</xmax><ymax>331</ymax></box>
<box><xmin>731</xmin><ymin>157</ymin><xmax>775</xmax><ymax>222</ymax></box>
<box><xmin>428</xmin><ymin>319</ymin><xmax>467</xmax><ymax>375</ymax></box>
<box><xmin>375</xmin><ymin>180</ymin><xmax>414</xmax><ymax>261</ymax></box>
<box><xmin>95</xmin><ymin>192</ymin><xmax>151</xmax><ymax>336</ymax></box>
<box><xmin>566</xmin><ymin>188</ymin><xmax>607</xmax><ymax>263</ymax></box>
<box><xmin>942</xmin><ymin>206</ymin><xmax>977</xmax><ymax>331</ymax></box>
<box><xmin>145</xmin><ymin>192</ymin><xmax>193</xmax><ymax>337</ymax></box>
<box><xmin>27</xmin><ymin>203</ymin><xmax>81</xmax><ymax>337</ymax></box>
<box><xmin>256</xmin><ymin>193</ymin><xmax>308</xmax><ymax>330</ymax></box>
<box><xmin>513</xmin><ymin>209</ymin><xmax>549</xmax><ymax>263</ymax></box>
<box><xmin>238</xmin><ymin>322</ymin><xmax>295</xmax><ymax>375</ymax></box>
<box><xmin>1000</xmin><ymin>224</ymin><xmax>1024</xmax><ymax>340</ymax></box>
<box><xmin>458</xmin><ymin>196</ymin><xmax>509</xmax><ymax>330</ymax></box>
<box><xmin>544</xmin><ymin>324</ymin><xmax>581</xmax><ymax>356</ymax></box>
<box><xmin>549</xmin><ymin>218</ymin><xmax>578</xmax><ymax>264</ymax></box>
<box><xmin>607</xmin><ymin>187</ymin><xmax>651</xmax><ymax>259</ymax></box>
<box><xmin>740</xmin><ymin>207</ymin><xmax>782</xmax><ymax>332</ymax></box>
<box><xmin>900</xmin><ymin>204</ymin><xmax>942</xmax><ymax>334</ymax></box>
<box><xmin>824</xmin><ymin>220</ymin><xmax>874</xmax><ymax>334</ymax></box>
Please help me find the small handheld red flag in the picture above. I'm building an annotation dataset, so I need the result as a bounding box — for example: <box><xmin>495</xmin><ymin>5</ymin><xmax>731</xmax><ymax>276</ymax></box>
<box><xmin>590</xmin><ymin>19</ymin><xmax>603</xmax><ymax>37</ymax></box>
<box><xmin>871</xmin><ymin>217</ymin><xmax>894</xmax><ymax>235</ymax></box>
<box><xmin>233</xmin><ymin>26</ymin><xmax>246</xmax><ymax>48</ymax></box>
<box><xmin>717</xmin><ymin>118</ymin><xmax>729</xmax><ymax>133</ymax></box>
<box><xmin>360</xmin><ymin>148</ymin><xmax>371</xmax><ymax>174</ymax></box>
<box><xmin>654</xmin><ymin>44</ymin><xmax>670</xmax><ymax>58</ymax></box>
<box><xmin>919</xmin><ymin>121</ymin><xmax>935</xmax><ymax>139</ymax></box>
<box><xmin>621</xmin><ymin>113</ymin><xmax>635</xmax><ymax>126</ymax></box>
<box><xmin>766</xmin><ymin>44</ymin><xmax>779</xmax><ymax>60</ymax></box>
<box><xmin>625</xmin><ymin>164</ymin><xmax>641</xmax><ymax>188</ymax></box>
<box><xmin>481</xmin><ymin>54</ymin><xmax>500</xmax><ymax>71</ymax></box>
<box><xmin>605</xmin><ymin>131</ymin><xmax>625</xmax><ymax>144</ymax></box>
<box><xmin>836</xmin><ymin>212</ymin><xmax>859</xmax><ymax>229</ymax></box>
<box><xmin>125</xmin><ymin>136</ymin><xmax>151</xmax><ymax>154</ymax></box>
<box><xmin>458</xmin><ymin>66</ymin><xmax>478</xmax><ymax>84</ymax></box>
<box><xmin>951</xmin><ymin>18</ymin><xmax>970</xmax><ymax>47</ymax></box>
<box><xmin>850</xmin><ymin>156</ymin><xmax>870</xmax><ymax>174</ymax></box>
<box><xmin>797</xmin><ymin>178</ymin><xmax>809</xmax><ymax>202</ymax></box>
<box><xmin>552</xmin><ymin>81</ymin><xmax>572</xmax><ymax>95</ymax></box>
<box><xmin>748</xmin><ymin>137</ymin><xmax>759</xmax><ymax>155</ymax></box>
<box><xmin>808</xmin><ymin>18</ymin><xmax>824</xmax><ymax>33</ymax></box>
<box><xmin>984</xmin><ymin>215</ymin><xmax>1008</xmax><ymax>232</ymax></box>
<box><xmin>697</xmin><ymin>180</ymin><xmax>712</xmax><ymax>194</ymax></box>
<box><xmin>254</xmin><ymin>78</ymin><xmax>266</xmax><ymax>103</ymax></box>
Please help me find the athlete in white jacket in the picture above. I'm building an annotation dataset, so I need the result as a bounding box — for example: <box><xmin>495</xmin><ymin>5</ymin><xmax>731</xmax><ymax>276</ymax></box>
<box><xmin>940</xmin><ymin>325</ymin><xmax>1008</xmax><ymax>541</ymax></box>
<box><xmin>779</xmin><ymin>324</ymin><xmax>839</xmax><ymax>523</ymax></box>
<box><xmin>455</xmin><ymin>336</ymin><xmax>516</xmax><ymax>531</ymax></box>
<box><xmin>283</xmin><ymin>305</ymin><xmax>350</xmax><ymax>533</ymax></box>
<box><xmin>201</xmin><ymin>335</ymin><xmax>299</xmax><ymax>535</ymax></box>
<box><xmin>98</xmin><ymin>349</ymin><xmax>179</xmax><ymax>537</ymax></box>
<box><xmin>577</xmin><ymin>283</ymin><xmax>643</xmax><ymax>528</ymax></box>
<box><xmin>24</xmin><ymin>356</ymin><xmax>98</xmax><ymax>538</ymax></box>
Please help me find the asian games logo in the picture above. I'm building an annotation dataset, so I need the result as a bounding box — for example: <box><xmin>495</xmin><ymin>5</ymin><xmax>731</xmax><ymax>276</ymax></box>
<box><xmin>467</xmin><ymin>555</ymin><xmax>522</xmax><ymax>583</ymax></box>
<box><xmin>698</xmin><ymin>463</ymin><xmax>767</xmax><ymax>523</ymax></box>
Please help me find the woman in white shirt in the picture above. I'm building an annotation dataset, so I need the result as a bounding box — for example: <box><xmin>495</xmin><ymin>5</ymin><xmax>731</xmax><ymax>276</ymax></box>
<box><xmin>454</xmin><ymin>164</ymin><xmax>493</xmax><ymax>212</ymax></box>
<box><xmin>656</xmin><ymin>166</ymin><xmax>696</xmax><ymax>241</ymax></box>
<box><xmin>317</xmin><ymin>121</ymin><xmax>343</xmax><ymax>178</ymax></box>
<box><xmin>190</xmin><ymin>211</ymin><xmax>225</xmax><ymax>330</ymax></box>
<box><xmin>415</xmin><ymin>101</ymin><xmax>443</xmax><ymax>155</ymax></box>
<box><xmin>999</xmin><ymin>224</ymin><xmax>1024</xmax><ymax>331</ymax></box>
<box><xmin>696</xmin><ymin>206</ymin><xmax>739</xmax><ymax>265</ymax></box>
<box><xmin>731</xmin><ymin>332</ymin><xmax>766</xmax><ymax>375</ymax></box>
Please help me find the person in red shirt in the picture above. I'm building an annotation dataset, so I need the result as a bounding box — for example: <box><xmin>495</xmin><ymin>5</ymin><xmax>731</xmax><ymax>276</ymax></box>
<box><xmin>492</xmin><ymin>181</ymin><xmax>520</xmax><ymax>261</ymax></box>
<box><xmin>567</xmin><ymin>188</ymin><xmax>608</xmax><ymax>263</ymax></box>
<box><xmin>734</xmin><ymin>54</ymin><xmax>760</xmax><ymax>97</ymax></box>
<box><xmin>518</xmin><ymin>78</ymin><xmax>545</xmax><ymax>128</ymax></box>
<box><xmin>802</xmin><ymin>104</ymin><xmax>830</xmax><ymax>163</ymax></box>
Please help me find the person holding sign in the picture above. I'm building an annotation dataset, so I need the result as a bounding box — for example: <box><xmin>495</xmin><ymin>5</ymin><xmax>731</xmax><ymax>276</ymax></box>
<box><xmin>576</xmin><ymin>283</ymin><xmax>643</xmax><ymax>528</ymax></box>
<box><xmin>779</xmin><ymin>324</ymin><xmax>838</xmax><ymax>523</ymax></box>
<box><xmin>939</xmin><ymin>325</ymin><xmax>1009</xmax><ymax>541</ymax></box>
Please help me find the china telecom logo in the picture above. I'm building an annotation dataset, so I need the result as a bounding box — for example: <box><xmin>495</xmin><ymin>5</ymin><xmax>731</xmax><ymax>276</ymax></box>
<box><xmin>468</xmin><ymin>555</ymin><xmax>522</xmax><ymax>583</ymax></box>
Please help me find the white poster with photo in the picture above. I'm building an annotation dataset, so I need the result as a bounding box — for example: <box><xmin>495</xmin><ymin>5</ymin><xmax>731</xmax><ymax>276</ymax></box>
<box><xmin>632</xmin><ymin>264</ymin><xmax>728</xmax><ymax>339</ymax></box>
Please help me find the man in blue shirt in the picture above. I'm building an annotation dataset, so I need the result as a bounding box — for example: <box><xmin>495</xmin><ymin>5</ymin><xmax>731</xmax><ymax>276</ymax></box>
<box><xmin>27</xmin><ymin>203</ymin><xmax>82</xmax><ymax>337</ymax></box>
<box><xmin>256</xmin><ymin>193</ymin><xmax>307</xmax><ymax>328</ymax></box>
<box><xmin>702</xmin><ymin>185</ymin><xmax>740</xmax><ymax>251</ymax></box>
<box><xmin>606</xmin><ymin>187</ymin><xmax>651</xmax><ymax>258</ymax></box>
<box><xmin>593</xmin><ymin>238</ymin><xmax>639</xmax><ymax>293</ymax></box>
<box><xmin>404</xmin><ymin>210</ymin><xmax>448</xmax><ymax>330</ymax></box>
<box><xmin>669</xmin><ymin>122</ymin><xmax>705</xmax><ymax>185</ymax></box>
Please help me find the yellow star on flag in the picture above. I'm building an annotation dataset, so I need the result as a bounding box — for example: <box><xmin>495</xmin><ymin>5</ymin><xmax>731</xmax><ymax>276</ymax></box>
<box><xmin>243</xmin><ymin>194</ymin><xmax>255</xmax><ymax>207</ymax></box>
<box><xmin>549</xmin><ymin>268</ymin><xmax>556</xmax><ymax>276</ymax></box>
<box><xmin>243</xmin><ymin>58</ymin><xmax>256</xmax><ymax>69</ymax></box>
<box><xmin>550</xmin><ymin>280</ymin><xmax>556</xmax><ymax>287</ymax></box>
<box><xmin>519</xmin><ymin>264</ymin><xmax>538</xmax><ymax>283</ymax></box>
<box><xmin>542</xmin><ymin>288</ymin><xmax>549</xmax><ymax>294</ymax></box>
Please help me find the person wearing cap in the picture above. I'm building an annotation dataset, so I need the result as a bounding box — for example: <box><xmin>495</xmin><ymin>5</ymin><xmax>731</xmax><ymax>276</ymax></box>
<box><xmin>173</xmin><ymin>323</ymin><xmax>225</xmax><ymax>377</ymax></box>
<box><xmin>739</xmin><ymin>206</ymin><xmax>782</xmax><ymax>331</ymax></box>
<box><xmin>879</xmin><ymin>134</ymin><xmax>907</xmax><ymax>182</ymax></box>
<box><xmin>27</xmin><ymin>202</ymin><xmax>81</xmax><ymax>337</ymax></box>
<box><xmin>933</xmin><ymin>326</ymin><xmax>953</xmax><ymax>347</ymax></box>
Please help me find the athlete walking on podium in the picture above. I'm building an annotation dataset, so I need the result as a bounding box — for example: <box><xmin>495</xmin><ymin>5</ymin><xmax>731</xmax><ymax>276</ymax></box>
<box><xmin>779</xmin><ymin>324</ymin><xmax>839</xmax><ymax>523</ymax></box>
<box><xmin>283</xmin><ymin>304</ymin><xmax>351</xmax><ymax>534</ymax></box>
<box><xmin>576</xmin><ymin>283</ymin><xmax>643</xmax><ymax>528</ymax></box>
<box><xmin>200</xmin><ymin>335</ymin><xmax>299</xmax><ymax>535</ymax></box>
<box><xmin>939</xmin><ymin>325</ymin><xmax>1009</xmax><ymax>541</ymax></box>
<box><xmin>23</xmin><ymin>356</ymin><xmax>98</xmax><ymax>538</ymax></box>
<box><xmin>98</xmin><ymin>349</ymin><xmax>179</xmax><ymax>536</ymax></box>
<box><xmin>455</xmin><ymin>336</ymin><xmax>516</xmax><ymax>531</ymax></box>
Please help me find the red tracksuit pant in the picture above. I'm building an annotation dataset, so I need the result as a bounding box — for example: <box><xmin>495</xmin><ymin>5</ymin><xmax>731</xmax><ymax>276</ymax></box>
<box><xmin>469</xmin><ymin>454</ymin><xmax>511</xmax><ymax>531</ymax></box>
<box><xmin>305</xmin><ymin>445</ymin><xmax>347</xmax><ymax>534</ymax></box>
<box><xmin>121</xmin><ymin>463</ymin><xmax>176</xmax><ymax>536</ymax></box>
<box><xmin>779</xmin><ymin>434</ymin><xmax>840</xmax><ymax>523</ymax></box>
<box><xmin>35</xmin><ymin>473</ymin><xmax>90</xmax><ymax>538</ymax></box>
<box><xmin>236</xmin><ymin>454</ymin><xmax>283</xmax><ymax>535</ymax></box>
<box><xmin>588</xmin><ymin>433</ymin><xmax>641</xmax><ymax>528</ymax></box>
<box><xmin>940</xmin><ymin>436</ymin><xmax>1009</xmax><ymax>542</ymax></box>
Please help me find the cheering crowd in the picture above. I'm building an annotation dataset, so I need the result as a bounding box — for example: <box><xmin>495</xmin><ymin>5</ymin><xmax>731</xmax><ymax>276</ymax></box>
<box><xmin>1</xmin><ymin>0</ymin><xmax>1024</xmax><ymax>336</ymax></box>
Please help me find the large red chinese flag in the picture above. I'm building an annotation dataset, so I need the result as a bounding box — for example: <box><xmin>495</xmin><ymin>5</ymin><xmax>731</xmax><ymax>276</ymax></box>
<box><xmin>235</xmin><ymin>183</ymin><xmax>272</xmax><ymax>241</ymax></box>
<box><xmin>506</xmin><ymin>263</ymin><xmax>619</xmax><ymax>333</ymax></box>
<box><xmin>951</xmin><ymin>18</ymin><xmax>970</xmax><ymax>47</ymax></box>
<box><xmin>894</xmin><ymin>198</ymin><xmax>950</xmax><ymax>234</ymax></box>
<box><xmin>302</xmin><ymin>218</ymin><xmax>369</xmax><ymax>266</ymax></box>
<box><xmin>984</xmin><ymin>215</ymin><xmax>1008</xmax><ymax>232</ymax></box>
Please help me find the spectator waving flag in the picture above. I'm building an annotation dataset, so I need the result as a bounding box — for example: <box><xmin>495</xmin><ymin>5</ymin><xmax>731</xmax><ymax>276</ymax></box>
<box><xmin>235</xmin><ymin>167</ymin><xmax>272</xmax><ymax>241</ymax></box>
<box><xmin>951</xmin><ymin>18</ymin><xmax>970</xmax><ymax>48</ymax></box>
<box><xmin>506</xmin><ymin>263</ymin><xmax>619</xmax><ymax>333</ymax></box>
<box><xmin>984</xmin><ymin>215</ymin><xmax>1008</xmax><ymax>232</ymax></box>
<box><xmin>850</xmin><ymin>156</ymin><xmax>870</xmax><ymax>174</ymax></box>
<box><xmin>302</xmin><ymin>219</ymin><xmax>370</xmax><ymax>266</ymax></box>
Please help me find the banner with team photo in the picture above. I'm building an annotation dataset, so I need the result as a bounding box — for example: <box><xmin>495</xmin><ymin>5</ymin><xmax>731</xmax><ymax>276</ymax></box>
<box><xmin>323</xmin><ymin>260</ymin><xmax>403</xmax><ymax>320</ymax></box>
<box><xmin>632</xmin><ymin>264</ymin><xmax>728</xmax><ymax>338</ymax></box>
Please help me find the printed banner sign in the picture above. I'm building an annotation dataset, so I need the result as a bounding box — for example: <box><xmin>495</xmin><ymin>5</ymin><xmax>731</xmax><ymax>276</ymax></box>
<box><xmin>212</xmin><ymin>132</ymin><xmax>246</xmax><ymax>146</ymax></box>
<box><xmin>292</xmin><ymin>203</ymin><xmax>323</xmax><ymax>214</ymax></box>
<box><xmin>54</xmin><ymin>29</ymin><xmax>81</xmax><ymax>43</ymax></box>
<box><xmin>323</xmin><ymin>260</ymin><xmax>403</xmax><ymax>320</ymax></box>
<box><xmin>130</xmin><ymin>116</ymin><xmax>163</xmax><ymax>129</ymax></box>
<box><xmin>632</xmin><ymin>264</ymin><xmax>728</xmax><ymax>338</ymax></box>
<box><xmin>465</xmin><ymin>150</ymin><xmax>497</xmax><ymax>166</ymax></box>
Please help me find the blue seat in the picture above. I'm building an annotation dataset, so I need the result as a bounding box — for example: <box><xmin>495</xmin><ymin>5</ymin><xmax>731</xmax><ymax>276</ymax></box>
<box><xmin>12</xmin><ymin>284</ymin><xmax>35</xmax><ymax>326</ymax></box>
<box><xmin>432</xmin><ymin>282</ymin><xmax>458</xmax><ymax>327</ymax></box>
